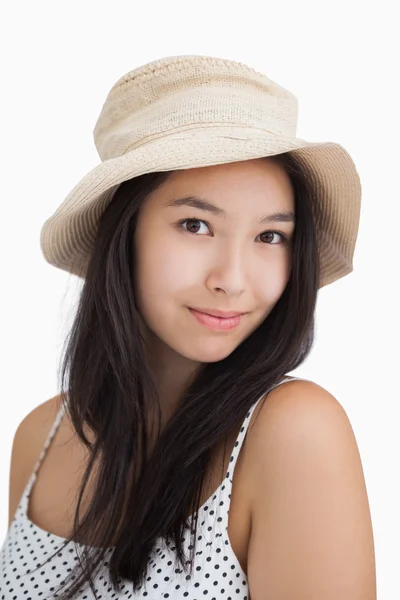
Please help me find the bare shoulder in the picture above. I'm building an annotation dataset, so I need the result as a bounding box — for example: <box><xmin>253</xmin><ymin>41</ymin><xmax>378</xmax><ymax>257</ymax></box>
<box><xmin>8</xmin><ymin>394</ymin><xmax>63</xmax><ymax>527</ymax></box>
<box><xmin>251</xmin><ymin>377</ymin><xmax>353</xmax><ymax>437</ymax></box>
<box><xmin>245</xmin><ymin>378</ymin><xmax>377</xmax><ymax>600</ymax></box>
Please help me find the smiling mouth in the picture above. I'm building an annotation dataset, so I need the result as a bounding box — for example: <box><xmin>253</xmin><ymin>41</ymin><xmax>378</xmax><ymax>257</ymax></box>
<box><xmin>187</xmin><ymin>307</ymin><xmax>245</xmax><ymax>331</ymax></box>
<box><xmin>189</xmin><ymin>307</ymin><xmax>246</xmax><ymax>318</ymax></box>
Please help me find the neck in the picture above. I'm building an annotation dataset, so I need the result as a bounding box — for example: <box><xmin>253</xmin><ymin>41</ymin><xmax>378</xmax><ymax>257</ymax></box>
<box><xmin>144</xmin><ymin>327</ymin><xmax>201</xmax><ymax>422</ymax></box>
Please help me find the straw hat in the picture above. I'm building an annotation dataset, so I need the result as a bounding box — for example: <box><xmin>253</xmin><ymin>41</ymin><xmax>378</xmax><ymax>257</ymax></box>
<box><xmin>39</xmin><ymin>54</ymin><xmax>361</xmax><ymax>288</ymax></box>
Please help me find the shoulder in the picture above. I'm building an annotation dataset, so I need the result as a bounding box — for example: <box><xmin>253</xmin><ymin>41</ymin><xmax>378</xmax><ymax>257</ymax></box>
<box><xmin>8</xmin><ymin>394</ymin><xmax>63</xmax><ymax>526</ymax></box>
<box><xmin>251</xmin><ymin>377</ymin><xmax>352</xmax><ymax>442</ymax></box>
<box><xmin>246</xmin><ymin>377</ymin><xmax>362</xmax><ymax>497</ymax></box>
<box><xmin>12</xmin><ymin>394</ymin><xmax>64</xmax><ymax>458</ymax></box>
<box><xmin>244</xmin><ymin>378</ymin><xmax>376</xmax><ymax>598</ymax></box>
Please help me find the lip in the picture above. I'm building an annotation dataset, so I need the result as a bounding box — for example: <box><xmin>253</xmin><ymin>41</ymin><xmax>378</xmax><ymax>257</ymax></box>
<box><xmin>188</xmin><ymin>307</ymin><xmax>246</xmax><ymax>331</ymax></box>
<box><xmin>190</xmin><ymin>307</ymin><xmax>246</xmax><ymax>318</ymax></box>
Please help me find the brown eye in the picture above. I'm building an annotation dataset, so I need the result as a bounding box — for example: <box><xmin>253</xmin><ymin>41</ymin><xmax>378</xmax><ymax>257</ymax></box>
<box><xmin>259</xmin><ymin>231</ymin><xmax>286</xmax><ymax>244</ymax></box>
<box><xmin>180</xmin><ymin>219</ymin><xmax>211</xmax><ymax>235</ymax></box>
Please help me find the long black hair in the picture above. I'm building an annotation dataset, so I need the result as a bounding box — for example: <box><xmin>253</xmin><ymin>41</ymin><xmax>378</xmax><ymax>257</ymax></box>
<box><xmin>37</xmin><ymin>152</ymin><xmax>321</xmax><ymax>599</ymax></box>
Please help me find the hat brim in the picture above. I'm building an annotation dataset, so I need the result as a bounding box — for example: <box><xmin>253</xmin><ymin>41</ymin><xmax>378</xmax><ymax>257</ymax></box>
<box><xmin>40</xmin><ymin>126</ymin><xmax>361</xmax><ymax>288</ymax></box>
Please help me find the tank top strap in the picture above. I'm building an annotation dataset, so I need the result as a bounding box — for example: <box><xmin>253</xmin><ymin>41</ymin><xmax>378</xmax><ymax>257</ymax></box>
<box><xmin>216</xmin><ymin>376</ymin><xmax>306</xmax><ymax>527</ymax></box>
<box><xmin>23</xmin><ymin>400</ymin><xmax>68</xmax><ymax>501</ymax></box>
<box><xmin>227</xmin><ymin>376</ymin><xmax>303</xmax><ymax>478</ymax></box>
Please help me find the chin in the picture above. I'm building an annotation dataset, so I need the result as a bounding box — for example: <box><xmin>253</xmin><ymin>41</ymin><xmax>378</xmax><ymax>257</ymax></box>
<box><xmin>178</xmin><ymin>339</ymin><xmax>241</xmax><ymax>364</ymax></box>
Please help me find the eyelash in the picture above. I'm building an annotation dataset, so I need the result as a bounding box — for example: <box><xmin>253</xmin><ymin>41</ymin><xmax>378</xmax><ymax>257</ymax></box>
<box><xmin>177</xmin><ymin>218</ymin><xmax>289</xmax><ymax>245</ymax></box>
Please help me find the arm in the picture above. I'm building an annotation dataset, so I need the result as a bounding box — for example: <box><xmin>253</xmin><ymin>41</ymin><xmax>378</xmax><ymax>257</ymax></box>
<box><xmin>7</xmin><ymin>395</ymin><xmax>62</xmax><ymax>527</ymax></box>
<box><xmin>246</xmin><ymin>380</ymin><xmax>376</xmax><ymax>600</ymax></box>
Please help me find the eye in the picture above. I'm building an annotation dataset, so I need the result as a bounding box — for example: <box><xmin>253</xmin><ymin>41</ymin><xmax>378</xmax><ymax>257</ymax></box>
<box><xmin>258</xmin><ymin>231</ymin><xmax>288</xmax><ymax>245</ymax></box>
<box><xmin>177</xmin><ymin>220</ymin><xmax>288</xmax><ymax>244</ymax></box>
<box><xmin>179</xmin><ymin>219</ymin><xmax>211</xmax><ymax>235</ymax></box>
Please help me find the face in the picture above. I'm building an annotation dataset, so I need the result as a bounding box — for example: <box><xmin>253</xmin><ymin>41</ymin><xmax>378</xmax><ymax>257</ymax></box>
<box><xmin>133</xmin><ymin>158</ymin><xmax>295</xmax><ymax>365</ymax></box>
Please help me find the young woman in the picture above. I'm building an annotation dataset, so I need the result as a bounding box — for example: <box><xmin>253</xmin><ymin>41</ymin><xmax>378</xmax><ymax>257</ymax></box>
<box><xmin>1</xmin><ymin>55</ymin><xmax>376</xmax><ymax>599</ymax></box>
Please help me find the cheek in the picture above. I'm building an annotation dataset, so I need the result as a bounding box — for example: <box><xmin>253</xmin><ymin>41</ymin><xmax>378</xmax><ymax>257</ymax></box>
<box><xmin>135</xmin><ymin>230</ymin><xmax>202</xmax><ymax>302</ymax></box>
<box><xmin>251</xmin><ymin>259</ymin><xmax>291</xmax><ymax>307</ymax></box>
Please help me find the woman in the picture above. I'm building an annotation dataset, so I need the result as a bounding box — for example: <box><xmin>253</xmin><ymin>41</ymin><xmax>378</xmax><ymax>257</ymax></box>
<box><xmin>1</xmin><ymin>55</ymin><xmax>376</xmax><ymax>599</ymax></box>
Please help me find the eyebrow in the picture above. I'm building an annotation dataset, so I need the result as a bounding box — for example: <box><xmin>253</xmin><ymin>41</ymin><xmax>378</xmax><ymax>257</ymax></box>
<box><xmin>166</xmin><ymin>195</ymin><xmax>295</xmax><ymax>224</ymax></box>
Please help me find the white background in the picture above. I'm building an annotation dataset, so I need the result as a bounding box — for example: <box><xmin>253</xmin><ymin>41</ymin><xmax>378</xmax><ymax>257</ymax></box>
<box><xmin>0</xmin><ymin>1</ymin><xmax>398</xmax><ymax>598</ymax></box>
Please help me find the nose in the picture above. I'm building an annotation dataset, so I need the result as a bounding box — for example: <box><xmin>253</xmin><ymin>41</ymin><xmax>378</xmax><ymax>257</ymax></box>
<box><xmin>205</xmin><ymin>244</ymin><xmax>247</xmax><ymax>297</ymax></box>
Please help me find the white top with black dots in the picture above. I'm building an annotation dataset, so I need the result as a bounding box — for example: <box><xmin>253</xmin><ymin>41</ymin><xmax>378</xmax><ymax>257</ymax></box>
<box><xmin>0</xmin><ymin>376</ymin><xmax>301</xmax><ymax>599</ymax></box>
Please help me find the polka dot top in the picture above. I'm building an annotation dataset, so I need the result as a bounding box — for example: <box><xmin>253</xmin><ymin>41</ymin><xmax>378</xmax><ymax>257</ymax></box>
<box><xmin>0</xmin><ymin>376</ymin><xmax>301</xmax><ymax>599</ymax></box>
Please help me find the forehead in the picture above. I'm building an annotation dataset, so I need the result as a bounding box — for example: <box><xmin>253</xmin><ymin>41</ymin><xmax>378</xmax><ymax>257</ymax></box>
<box><xmin>151</xmin><ymin>158</ymin><xmax>295</xmax><ymax>210</ymax></box>
<box><xmin>170</xmin><ymin>157</ymin><xmax>287</xmax><ymax>185</ymax></box>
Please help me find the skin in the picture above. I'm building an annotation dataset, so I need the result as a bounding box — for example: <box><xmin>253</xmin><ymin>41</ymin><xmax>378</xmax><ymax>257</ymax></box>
<box><xmin>245</xmin><ymin>379</ymin><xmax>377</xmax><ymax>599</ymax></box>
<box><xmin>134</xmin><ymin>157</ymin><xmax>295</xmax><ymax>417</ymax></box>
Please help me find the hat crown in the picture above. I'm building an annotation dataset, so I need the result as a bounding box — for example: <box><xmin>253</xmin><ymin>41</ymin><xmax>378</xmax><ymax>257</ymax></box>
<box><xmin>93</xmin><ymin>55</ymin><xmax>299</xmax><ymax>161</ymax></box>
